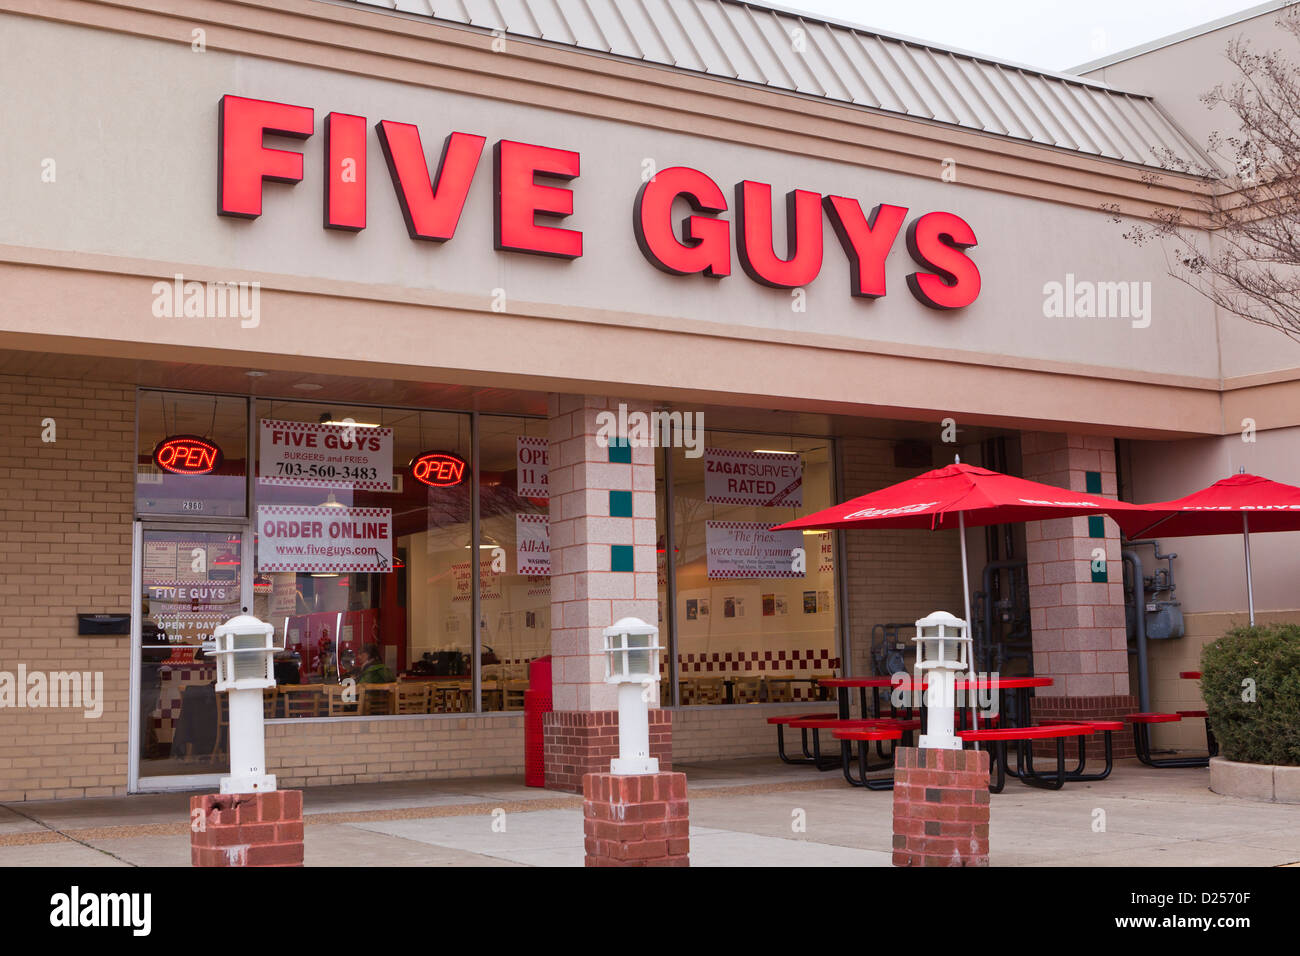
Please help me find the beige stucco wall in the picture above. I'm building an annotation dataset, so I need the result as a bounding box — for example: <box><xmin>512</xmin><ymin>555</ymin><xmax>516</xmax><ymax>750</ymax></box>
<box><xmin>1081</xmin><ymin>5</ymin><xmax>1300</xmax><ymax>383</ymax></box>
<box><xmin>0</xmin><ymin>6</ymin><xmax>1249</xmax><ymax>439</ymax></box>
<box><xmin>1122</xmin><ymin>427</ymin><xmax>1300</xmax><ymax>614</ymax></box>
<box><xmin>1081</xmin><ymin>5</ymin><xmax>1288</xmax><ymax>155</ymax></box>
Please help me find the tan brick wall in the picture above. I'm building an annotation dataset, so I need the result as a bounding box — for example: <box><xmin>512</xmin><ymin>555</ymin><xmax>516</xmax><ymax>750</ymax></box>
<box><xmin>1146</xmin><ymin>609</ymin><xmax>1300</xmax><ymax>752</ymax></box>
<box><xmin>671</xmin><ymin>702</ymin><xmax>837</xmax><ymax>760</ymax></box>
<box><xmin>264</xmin><ymin>713</ymin><xmax>527</xmax><ymax>788</ymax></box>
<box><xmin>839</xmin><ymin>439</ymin><xmax>965</xmax><ymax>677</ymax></box>
<box><xmin>265</xmin><ymin>700</ymin><xmax>847</xmax><ymax>788</ymax></box>
<box><xmin>0</xmin><ymin>373</ymin><xmax>134</xmax><ymax>800</ymax></box>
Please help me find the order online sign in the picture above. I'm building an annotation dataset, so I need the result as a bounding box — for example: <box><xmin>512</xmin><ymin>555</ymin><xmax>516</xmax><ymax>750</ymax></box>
<box><xmin>257</xmin><ymin>505</ymin><xmax>392</xmax><ymax>573</ymax></box>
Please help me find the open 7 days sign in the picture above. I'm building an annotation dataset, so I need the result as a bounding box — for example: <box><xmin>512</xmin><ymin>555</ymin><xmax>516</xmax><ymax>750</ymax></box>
<box><xmin>217</xmin><ymin>95</ymin><xmax>980</xmax><ymax>310</ymax></box>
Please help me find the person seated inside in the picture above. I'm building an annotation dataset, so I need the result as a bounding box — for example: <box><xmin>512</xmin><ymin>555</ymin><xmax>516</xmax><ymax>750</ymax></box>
<box><xmin>354</xmin><ymin>643</ymin><xmax>396</xmax><ymax>684</ymax></box>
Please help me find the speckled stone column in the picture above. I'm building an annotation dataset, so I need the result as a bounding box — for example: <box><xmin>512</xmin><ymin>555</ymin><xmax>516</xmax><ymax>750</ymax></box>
<box><xmin>543</xmin><ymin>395</ymin><xmax>669</xmax><ymax>792</ymax></box>
<box><xmin>1021</xmin><ymin>432</ymin><xmax>1136</xmax><ymax>758</ymax></box>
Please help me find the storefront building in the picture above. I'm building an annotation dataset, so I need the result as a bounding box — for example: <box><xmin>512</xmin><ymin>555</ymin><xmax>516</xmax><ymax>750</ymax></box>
<box><xmin>2</xmin><ymin>0</ymin><xmax>1297</xmax><ymax>798</ymax></box>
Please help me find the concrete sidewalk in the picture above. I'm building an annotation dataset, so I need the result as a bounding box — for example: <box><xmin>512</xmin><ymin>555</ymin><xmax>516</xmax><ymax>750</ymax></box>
<box><xmin>1</xmin><ymin>758</ymin><xmax>1297</xmax><ymax>867</ymax></box>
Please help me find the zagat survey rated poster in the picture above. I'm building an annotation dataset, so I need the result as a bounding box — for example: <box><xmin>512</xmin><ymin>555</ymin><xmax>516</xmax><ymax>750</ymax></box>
<box><xmin>704</xmin><ymin>448</ymin><xmax>802</xmax><ymax>507</ymax></box>
<box><xmin>259</xmin><ymin>419</ymin><xmax>393</xmax><ymax>491</ymax></box>
<box><xmin>705</xmin><ymin>521</ymin><xmax>804</xmax><ymax>579</ymax></box>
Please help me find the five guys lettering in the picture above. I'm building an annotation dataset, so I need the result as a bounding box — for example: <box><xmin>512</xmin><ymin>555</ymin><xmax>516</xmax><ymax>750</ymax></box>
<box><xmin>217</xmin><ymin>94</ymin><xmax>980</xmax><ymax>310</ymax></box>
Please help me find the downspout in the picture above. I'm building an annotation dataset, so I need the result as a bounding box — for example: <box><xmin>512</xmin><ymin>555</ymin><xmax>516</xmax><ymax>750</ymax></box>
<box><xmin>1123</xmin><ymin>549</ymin><xmax>1151</xmax><ymax>712</ymax></box>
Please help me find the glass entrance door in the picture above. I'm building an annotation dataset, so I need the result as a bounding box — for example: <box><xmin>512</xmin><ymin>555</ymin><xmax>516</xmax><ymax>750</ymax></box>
<box><xmin>131</xmin><ymin>524</ymin><xmax>250</xmax><ymax>790</ymax></box>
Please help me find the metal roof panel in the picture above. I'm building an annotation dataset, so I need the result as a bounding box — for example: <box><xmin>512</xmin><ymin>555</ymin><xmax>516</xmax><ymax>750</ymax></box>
<box><xmin>336</xmin><ymin>0</ymin><xmax>1209</xmax><ymax>170</ymax></box>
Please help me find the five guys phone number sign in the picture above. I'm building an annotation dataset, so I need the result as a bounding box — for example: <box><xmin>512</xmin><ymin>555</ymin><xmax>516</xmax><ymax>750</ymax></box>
<box><xmin>217</xmin><ymin>94</ymin><xmax>980</xmax><ymax>310</ymax></box>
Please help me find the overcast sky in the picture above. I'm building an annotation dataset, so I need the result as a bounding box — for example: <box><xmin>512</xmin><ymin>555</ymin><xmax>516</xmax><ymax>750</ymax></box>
<box><xmin>775</xmin><ymin>0</ymin><xmax>1279</xmax><ymax>71</ymax></box>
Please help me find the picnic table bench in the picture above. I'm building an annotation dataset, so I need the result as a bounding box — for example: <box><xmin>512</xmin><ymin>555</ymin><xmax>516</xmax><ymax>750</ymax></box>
<box><xmin>958</xmin><ymin>723</ymin><xmax>1096</xmax><ymax>793</ymax></box>
<box><xmin>1125</xmin><ymin>712</ymin><xmax>1216</xmax><ymax>768</ymax></box>
<box><xmin>765</xmin><ymin>712</ymin><xmax>840</xmax><ymax>766</ymax></box>
<box><xmin>787</xmin><ymin>716</ymin><xmax>919</xmax><ymax>771</ymax></box>
<box><xmin>832</xmin><ymin>726</ymin><xmax>907</xmax><ymax>790</ymax></box>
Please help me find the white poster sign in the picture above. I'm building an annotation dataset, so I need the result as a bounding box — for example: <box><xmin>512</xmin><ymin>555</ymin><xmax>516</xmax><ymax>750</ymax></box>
<box><xmin>705</xmin><ymin>521</ymin><xmax>804</xmax><ymax>579</ymax></box>
<box><xmin>704</xmin><ymin>448</ymin><xmax>802</xmax><ymax>507</ymax></box>
<box><xmin>452</xmin><ymin>558</ymin><xmax>501</xmax><ymax>601</ymax></box>
<box><xmin>259</xmin><ymin>419</ymin><xmax>393</xmax><ymax>491</ymax></box>
<box><xmin>269</xmin><ymin>572</ymin><xmax>298</xmax><ymax>615</ymax></box>
<box><xmin>516</xmin><ymin>436</ymin><xmax>549</xmax><ymax>499</ymax></box>
<box><xmin>515</xmin><ymin>512</ymin><xmax>550</xmax><ymax>575</ymax></box>
<box><xmin>256</xmin><ymin>505</ymin><xmax>392</xmax><ymax>573</ymax></box>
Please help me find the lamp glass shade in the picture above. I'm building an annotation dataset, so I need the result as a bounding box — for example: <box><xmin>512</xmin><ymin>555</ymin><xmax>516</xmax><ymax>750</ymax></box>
<box><xmin>603</xmin><ymin>631</ymin><xmax>659</xmax><ymax>681</ymax></box>
<box><xmin>942</xmin><ymin>638</ymin><xmax>964</xmax><ymax>666</ymax></box>
<box><xmin>626</xmin><ymin>649</ymin><xmax>653</xmax><ymax>679</ymax></box>
<box><xmin>232</xmin><ymin>632</ymin><xmax>269</xmax><ymax>681</ymax></box>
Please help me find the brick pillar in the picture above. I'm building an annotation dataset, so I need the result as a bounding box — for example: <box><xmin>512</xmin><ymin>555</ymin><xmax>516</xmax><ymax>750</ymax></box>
<box><xmin>544</xmin><ymin>395</ymin><xmax>669</xmax><ymax>792</ymax></box>
<box><xmin>190</xmin><ymin>790</ymin><xmax>304</xmax><ymax>867</ymax></box>
<box><xmin>583</xmin><ymin>771</ymin><xmax>689</xmax><ymax>866</ymax></box>
<box><xmin>892</xmin><ymin>748</ymin><xmax>990</xmax><ymax>867</ymax></box>
<box><xmin>1020</xmin><ymin>432</ymin><xmax>1136</xmax><ymax>759</ymax></box>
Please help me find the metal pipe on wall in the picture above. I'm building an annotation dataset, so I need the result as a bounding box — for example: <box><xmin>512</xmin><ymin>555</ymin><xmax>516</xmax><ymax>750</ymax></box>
<box><xmin>981</xmin><ymin>559</ymin><xmax>1027</xmax><ymax>673</ymax></box>
<box><xmin>1123</xmin><ymin>549</ymin><xmax>1150</xmax><ymax>712</ymax></box>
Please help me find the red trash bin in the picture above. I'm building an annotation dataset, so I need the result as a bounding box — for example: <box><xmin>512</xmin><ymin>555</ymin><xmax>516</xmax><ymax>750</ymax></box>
<box><xmin>524</xmin><ymin>655</ymin><xmax>553</xmax><ymax>787</ymax></box>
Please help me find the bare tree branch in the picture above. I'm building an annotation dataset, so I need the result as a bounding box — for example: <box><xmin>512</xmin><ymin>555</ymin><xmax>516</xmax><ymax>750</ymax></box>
<box><xmin>1109</xmin><ymin>8</ymin><xmax>1300</xmax><ymax>341</ymax></box>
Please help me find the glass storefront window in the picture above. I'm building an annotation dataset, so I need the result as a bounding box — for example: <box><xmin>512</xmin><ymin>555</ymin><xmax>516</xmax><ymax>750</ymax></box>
<box><xmin>133</xmin><ymin>390</ymin><xmax>839</xmax><ymax>732</ymax></box>
<box><xmin>133</xmin><ymin>391</ymin><xmax>555</xmax><ymax>734</ymax></box>
<box><xmin>656</xmin><ymin>447</ymin><xmax>672</xmax><ymax>706</ymax></box>
<box><xmin>662</xmin><ymin>431</ymin><xmax>840</xmax><ymax>706</ymax></box>
<box><xmin>136</xmin><ymin>391</ymin><xmax>247</xmax><ymax>517</ymax></box>
<box><xmin>476</xmin><ymin>416</ymin><xmax>551</xmax><ymax>711</ymax></box>
<box><xmin>251</xmin><ymin>400</ymin><xmax>476</xmax><ymax>717</ymax></box>
<box><xmin>137</xmin><ymin>527</ymin><xmax>242</xmax><ymax>777</ymax></box>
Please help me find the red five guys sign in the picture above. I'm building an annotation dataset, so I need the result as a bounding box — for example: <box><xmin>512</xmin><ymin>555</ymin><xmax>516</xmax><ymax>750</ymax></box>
<box><xmin>217</xmin><ymin>95</ymin><xmax>980</xmax><ymax>310</ymax></box>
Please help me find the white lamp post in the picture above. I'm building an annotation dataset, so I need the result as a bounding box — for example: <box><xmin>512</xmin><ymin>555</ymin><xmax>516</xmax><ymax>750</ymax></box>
<box><xmin>913</xmin><ymin>611</ymin><xmax>972</xmax><ymax>751</ymax></box>
<box><xmin>208</xmin><ymin>614</ymin><xmax>282</xmax><ymax>794</ymax></box>
<box><xmin>602</xmin><ymin>617</ymin><xmax>662</xmax><ymax>775</ymax></box>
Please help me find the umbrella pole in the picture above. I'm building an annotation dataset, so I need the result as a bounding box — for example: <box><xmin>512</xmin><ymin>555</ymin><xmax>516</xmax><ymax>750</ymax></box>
<box><xmin>960</xmin><ymin>512</ymin><xmax>978</xmax><ymax>735</ymax></box>
<box><xmin>1243</xmin><ymin>513</ymin><xmax>1256</xmax><ymax>627</ymax></box>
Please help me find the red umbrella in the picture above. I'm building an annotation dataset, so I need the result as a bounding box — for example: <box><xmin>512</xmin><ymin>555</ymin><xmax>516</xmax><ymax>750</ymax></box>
<box><xmin>773</xmin><ymin>460</ymin><xmax>1140</xmax><ymax>731</ymax></box>
<box><xmin>1112</xmin><ymin>472</ymin><xmax>1300</xmax><ymax>626</ymax></box>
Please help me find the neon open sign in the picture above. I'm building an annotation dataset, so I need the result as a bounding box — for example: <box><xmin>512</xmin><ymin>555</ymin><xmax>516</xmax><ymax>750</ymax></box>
<box><xmin>153</xmin><ymin>435</ymin><xmax>224</xmax><ymax>475</ymax></box>
<box><xmin>410</xmin><ymin>451</ymin><xmax>468</xmax><ymax>487</ymax></box>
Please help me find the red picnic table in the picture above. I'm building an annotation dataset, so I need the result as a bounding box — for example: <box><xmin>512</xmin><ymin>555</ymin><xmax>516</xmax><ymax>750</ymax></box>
<box><xmin>819</xmin><ymin>675</ymin><xmax>1052</xmax><ymax>728</ymax></box>
<box><xmin>819</xmin><ymin>677</ymin><xmax>901</xmax><ymax>726</ymax></box>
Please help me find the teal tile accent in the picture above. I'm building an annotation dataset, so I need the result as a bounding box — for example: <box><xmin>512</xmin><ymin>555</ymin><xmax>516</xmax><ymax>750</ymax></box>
<box><xmin>1085</xmin><ymin>471</ymin><xmax>1108</xmax><ymax>580</ymax></box>
<box><xmin>609</xmin><ymin>490</ymin><xmax>633</xmax><ymax>517</ymax></box>
<box><xmin>611</xmin><ymin>544</ymin><xmax>634</xmax><ymax>572</ymax></box>
<box><xmin>608</xmin><ymin>438</ymin><xmax>631</xmax><ymax>464</ymax></box>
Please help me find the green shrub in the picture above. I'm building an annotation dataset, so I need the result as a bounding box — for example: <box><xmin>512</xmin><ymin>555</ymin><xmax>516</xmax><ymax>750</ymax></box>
<box><xmin>1200</xmin><ymin>623</ymin><xmax>1300</xmax><ymax>766</ymax></box>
